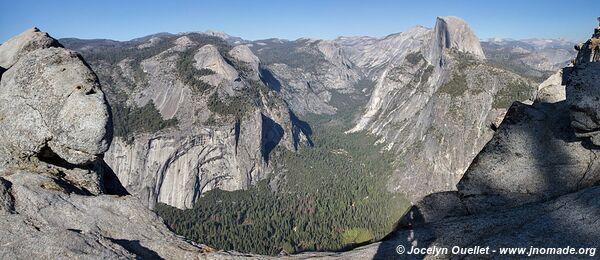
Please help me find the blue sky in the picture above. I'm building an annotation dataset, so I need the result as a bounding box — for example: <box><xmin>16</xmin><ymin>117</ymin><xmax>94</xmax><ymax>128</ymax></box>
<box><xmin>0</xmin><ymin>0</ymin><xmax>598</xmax><ymax>42</ymax></box>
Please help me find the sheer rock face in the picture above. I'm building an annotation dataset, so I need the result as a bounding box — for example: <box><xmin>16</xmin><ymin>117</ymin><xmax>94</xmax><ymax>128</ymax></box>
<box><xmin>429</xmin><ymin>16</ymin><xmax>486</xmax><ymax>62</ymax></box>
<box><xmin>106</xmin><ymin>111</ymin><xmax>268</xmax><ymax>209</ymax></box>
<box><xmin>106</xmin><ymin>103</ymin><xmax>303</xmax><ymax>210</ymax></box>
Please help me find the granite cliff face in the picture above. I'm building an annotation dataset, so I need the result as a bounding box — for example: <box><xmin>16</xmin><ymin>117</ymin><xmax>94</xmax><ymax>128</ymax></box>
<box><xmin>428</xmin><ymin>16</ymin><xmax>486</xmax><ymax>62</ymax></box>
<box><xmin>63</xmin><ymin>34</ymin><xmax>310</xmax><ymax>209</ymax></box>
<box><xmin>344</xmin><ymin>16</ymin><xmax>535</xmax><ymax>201</ymax></box>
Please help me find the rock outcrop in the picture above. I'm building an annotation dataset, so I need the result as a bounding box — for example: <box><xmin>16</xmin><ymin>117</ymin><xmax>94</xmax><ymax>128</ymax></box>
<box><xmin>0</xmin><ymin>27</ymin><xmax>61</xmax><ymax>69</ymax></box>
<box><xmin>228</xmin><ymin>45</ymin><xmax>260</xmax><ymax>80</ymax></box>
<box><xmin>194</xmin><ymin>44</ymin><xmax>239</xmax><ymax>83</ymax></box>
<box><xmin>536</xmin><ymin>69</ymin><xmax>566</xmax><ymax>102</ymax></box>
<box><xmin>0</xmin><ymin>28</ymin><xmax>219</xmax><ymax>259</ymax></box>
<box><xmin>0</xmin><ymin>47</ymin><xmax>112</xmax><ymax>166</ymax></box>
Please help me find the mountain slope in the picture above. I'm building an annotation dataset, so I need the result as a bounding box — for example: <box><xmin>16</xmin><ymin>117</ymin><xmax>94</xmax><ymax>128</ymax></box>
<box><xmin>248</xmin><ymin>38</ymin><xmax>364</xmax><ymax>115</ymax></box>
<box><xmin>339</xmin><ymin>21</ymin><xmax>600</xmax><ymax>259</ymax></box>
<box><xmin>63</xmin><ymin>33</ymin><xmax>311</xmax><ymax>209</ymax></box>
<box><xmin>345</xmin><ymin>16</ymin><xmax>538</xmax><ymax>201</ymax></box>
<box><xmin>481</xmin><ymin>38</ymin><xmax>577</xmax><ymax>81</ymax></box>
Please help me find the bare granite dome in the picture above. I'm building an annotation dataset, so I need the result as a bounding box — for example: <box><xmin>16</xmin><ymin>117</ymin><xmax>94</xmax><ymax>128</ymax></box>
<box><xmin>429</xmin><ymin>16</ymin><xmax>486</xmax><ymax>62</ymax></box>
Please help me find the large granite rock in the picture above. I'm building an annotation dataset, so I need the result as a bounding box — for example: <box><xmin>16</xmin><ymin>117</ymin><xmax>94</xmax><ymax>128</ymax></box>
<box><xmin>457</xmin><ymin>101</ymin><xmax>600</xmax><ymax>213</ymax></box>
<box><xmin>535</xmin><ymin>69</ymin><xmax>566</xmax><ymax>103</ymax></box>
<box><xmin>568</xmin><ymin>27</ymin><xmax>600</xmax><ymax>144</ymax></box>
<box><xmin>0</xmin><ymin>27</ymin><xmax>61</xmax><ymax>69</ymax></box>
<box><xmin>0</xmin><ymin>47</ymin><xmax>112</xmax><ymax>166</ymax></box>
<box><xmin>0</xmin><ymin>28</ymin><xmax>217</xmax><ymax>259</ymax></box>
<box><xmin>1</xmin><ymin>171</ymin><xmax>207</xmax><ymax>259</ymax></box>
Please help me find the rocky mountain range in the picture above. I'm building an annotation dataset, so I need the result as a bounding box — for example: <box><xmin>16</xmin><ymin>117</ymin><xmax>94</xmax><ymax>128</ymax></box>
<box><xmin>0</xmin><ymin>14</ymin><xmax>594</xmax><ymax>260</ymax></box>
<box><xmin>481</xmin><ymin>37</ymin><xmax>577</xmax><ymax>81</ymax></box>
<box><xmin>60</xmin><ymin>16</ymin><xmax>576</xmax><ymax>210</ymax></box>
<box><xmin>62</xmin><ymin>33</ymin><xmax>312</xmax><ymax>209</ymax></box>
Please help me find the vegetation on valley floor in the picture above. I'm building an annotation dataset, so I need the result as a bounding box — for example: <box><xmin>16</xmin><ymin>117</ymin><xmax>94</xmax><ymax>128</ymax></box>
<box><xmin>155</xmin><ymin>81</ymin><xmax>410</xmax><ymax>255</ymax></box>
